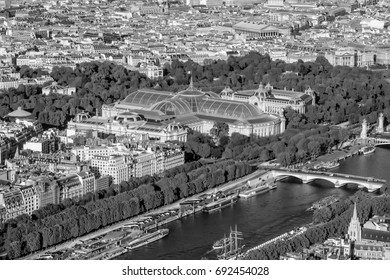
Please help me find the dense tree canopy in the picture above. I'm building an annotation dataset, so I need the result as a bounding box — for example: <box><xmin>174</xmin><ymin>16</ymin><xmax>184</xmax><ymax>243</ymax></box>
<box><xmin>1</xmin><ymin>52</ymin><xmax>389</xmax><ymax>129</ymax></box>
<box><xmin>185</xmin><ymin>125</ymin><xmax>351</xmax><ymax>167</ymax></box>
<box><xmin>0</xmin><ymin>159</ymin><xmax>253</xmax><ymax>259</ymax></box>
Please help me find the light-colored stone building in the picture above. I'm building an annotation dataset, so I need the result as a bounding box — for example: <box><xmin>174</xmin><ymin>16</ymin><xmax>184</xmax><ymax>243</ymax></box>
<box><xmin>220</xmin><ymin>83</ymin><xmax>315</xmax><ymax>115</ymax></box>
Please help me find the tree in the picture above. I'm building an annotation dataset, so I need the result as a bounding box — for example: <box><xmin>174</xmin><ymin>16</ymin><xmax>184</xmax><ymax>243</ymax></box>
<box><xmin>25</xmin><ymin>231</ymin><xmax>42</xmax><ymax>253</ymax></box>
<box><xmin>198</xmin><ymin>143</ymin><xmax>211</xmax><ymax>158</ymax></box>
<box><xmin>277</xmin><ymin>151</ymin><xmax>295</xmax><ymax>167</ymax></box>
<box><xmin>210</xmin><ymin>122</ymin><xmax>229</xmax><ymax>140</ymax></box>
<box><xmin>8</xmin><ymin>241</ymin><xmax>22</xmax><ymax>259</ymax></box>
<box><xmin>308</xmin><ymin>141</ymin><xmax>321</xmax><ymax>159</ymax></box>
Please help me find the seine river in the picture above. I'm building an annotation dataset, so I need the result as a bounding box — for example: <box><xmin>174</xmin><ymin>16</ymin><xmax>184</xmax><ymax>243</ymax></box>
<box><xmin>116</xmin><ymin>146</ymin><xmax>390</xmax><ymax>260</ymax></box>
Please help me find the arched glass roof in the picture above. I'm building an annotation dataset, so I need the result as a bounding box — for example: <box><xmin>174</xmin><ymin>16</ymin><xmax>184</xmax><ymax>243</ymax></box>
<box><xmin>151</xmin><ymin>99</ymin><xmax>192</xmax><ymax>115</ymax></box>
<box><xmin>197</xmin><ymin>99</ymin><xmax>263</xmax><ymax>119</ymax></box>
<box><xmin>120</xmin><ymin>86</ymin><xmax>266</xmax><ymax>121</ymax></box>
<box><xmin>122</xmin><ymin>89</ymin><xmax>172</xmax><ymax>108</ymax></box>
<box><xmin>177</xmin><ymin>78</ymin><xmax>205</xmax><ymax>97</ymax></box>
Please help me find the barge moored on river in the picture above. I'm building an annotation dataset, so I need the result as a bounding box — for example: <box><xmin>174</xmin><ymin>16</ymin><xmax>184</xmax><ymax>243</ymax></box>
<box><xmin>362</xmin><ymin>146</ymin><xmax>376</xmax><ymax>155</ymax></box>
<box><xmin>203</xmin><ymin>192</ymin><xmax>239</xmax><ymax>213</ymax></box>
<box><xmin>125</xmin><ymin>229</ymin><xmax>169</xmax><ymax>250</ymax></box>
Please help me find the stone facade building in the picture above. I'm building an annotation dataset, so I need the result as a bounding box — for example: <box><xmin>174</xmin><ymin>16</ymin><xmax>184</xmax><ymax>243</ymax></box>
<box><xmin>68</xmin><ymin>81</ymin><xmax>285</xmax><ymax>139</ymax></box>
<box><xmin>220</xmin><ymin>83</ymin><xmax>315</xmax><ymax>114</ymax></box>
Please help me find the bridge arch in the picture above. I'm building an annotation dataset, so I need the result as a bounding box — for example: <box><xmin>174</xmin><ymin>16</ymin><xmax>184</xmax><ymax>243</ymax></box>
<box><xmin>270</xmin><ymin>170</ymin><xmax>384</xmax><ymax>193</ymax></box>
<box><xmin>302</xmin><ymin>178</ymin><xmax>340</xmax><ymax>187</ymax></box>
<box><xmin>272</xmin><ymin>174</ymin><xmax>305</xmax><ymax>182</ymax></box>
<box><xmin>374</xmin><ymin>143</ymin><xmax>390</xmax><ymax>147</ymax></box>
<box><xmin>361</xmin><ymin>137</ymin><xmax>390</xmax><ymax>147</ymax></box>
<box><xmin>272</xmin><ymin>173</ymin><xmax>338</xmax><ymax>187</ymax></box>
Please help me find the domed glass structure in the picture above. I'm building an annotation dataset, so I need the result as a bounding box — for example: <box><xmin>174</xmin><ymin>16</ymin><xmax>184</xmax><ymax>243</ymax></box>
<box><xmin>175</xmin><ymin>79</ymin><xmax>206</xmax><ymax>112</ymax></box>
<box><xmin>148</xmin><ymin>80</ymin><xmax>264</xmax><ymax>120</ymax></box>
<box><xmin>151</xmin><ymin>99</ymin><xmax>192</xmax><ymax>115</ymax></box>
<box><xmin>177</xmin><ymin>79</ymin><xmax>205</xmax><ymax>97</ymax></box>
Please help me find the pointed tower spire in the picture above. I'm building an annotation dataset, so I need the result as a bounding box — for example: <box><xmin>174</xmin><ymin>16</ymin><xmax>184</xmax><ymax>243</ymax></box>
<box><xmin>348</xmin><ymin>202</ymin><xmax>361</xmax><ymax>242</ymax></box>
<box><xmin>189</xmin><ymin>75</ymin><xmax>194</xmax><ymax>90</ymax></box>
<box><xmin>353</xmin><ymin>202</ymin><xmax>358</xmax><ymax>220</ymax></box>
<box><xmin>14</xmin><ymin>146</ymin><xmax>20</xmax><ymax>159</ymax></box>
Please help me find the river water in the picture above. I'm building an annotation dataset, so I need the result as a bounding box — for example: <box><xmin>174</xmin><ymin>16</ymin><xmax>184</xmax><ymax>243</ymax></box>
<box><xmin>116</xmin><ymin>147</ymin><xmax>390</xmax><ymax>260</ymax></box>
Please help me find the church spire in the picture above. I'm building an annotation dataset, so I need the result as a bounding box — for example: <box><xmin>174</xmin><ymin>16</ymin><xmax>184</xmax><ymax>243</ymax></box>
<box><xmin>188</xmin><ymin>75</ymin><xmax>194</xmax><ymax>90</ymax></box>
<box><xmin>348</xmin><ymin>202</ymin><xmax>361</xmax><ymax>242</ymax></box>
<box><xmin>352</xmin><ymin>202</ymin><xmax>358</xmax><ymax>220</ymax></box>
<box><xmin>14</xmin><ymin>146</ymin><xmax>20</xmax><ymax>159</ymax></box>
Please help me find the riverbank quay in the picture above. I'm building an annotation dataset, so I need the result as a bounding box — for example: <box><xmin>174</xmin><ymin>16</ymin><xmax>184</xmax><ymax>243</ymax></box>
<box><xmin>304</xmin><ymin>145</ymin><xmax>362</xmax><ymax>170</ymax></box>
<box><xmin>20</xmin><ymin>168</ymin><xmax>269</xmax><ymax>260</ymax></box>
<box><xmin>255</xmin><ymin>142</ymin><xmax>364</xmax><ymax>171</ymax></box>
<box><xmin>244</xmin><ymin>226</ymin><xmax>309</xmax><ymax>256</ymax></box>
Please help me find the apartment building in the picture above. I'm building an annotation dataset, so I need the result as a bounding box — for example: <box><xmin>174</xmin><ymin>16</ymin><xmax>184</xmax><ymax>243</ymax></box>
<box><xmin>91</xmin><ymin>154</ymin><xmax>130</xmax><ymax>184</ymax></box>
<box><xmin>137</xmin><ymin>64</ymin><xmax>164</xmax><ymax>79</ymax></box>
<box><xmin>0</xmin><ymin>189</ymin><xmax>25</xmax><ymax>223</ymax></box>
<box><xmin>57</xmin><ymin>174</ymin><xmax>84</xmax><ymax>202</ymax></box>
<box><xmin>72</xmin><ymin>144</ymin><xmax>129</xmax><ymax>161</ymax></box>
<box><xmin>33</xmin><ymin>177</ymin><xmax>60</xmax><ymax>208</ymax></box>
<box><xmin>132</xmin><ymin>151</ymin><xmax>158</xmax><ymax>178</ymax></box>
<box><xmin>0</xmin><ymin>76</ymin><xmax>22</xmax><ymax>90</ymax></box>
<box><xmin>24</xmin><ymin>137</ymin><xmax>56</xmax><ymax>154</ymax></box>
<box><xmin>77</xmin><ymin>171</ymin><xmax>96</xmax><ymax>194</ymax></box>
<box><xmin>19</xmin><ymin>185</ymin><xmax>39</xmax><ymax>216</ymax></box>
<box><xmin>162</xmin><ymin>149</ymin><xmax>185</xmax><ymax>171</ymax></box>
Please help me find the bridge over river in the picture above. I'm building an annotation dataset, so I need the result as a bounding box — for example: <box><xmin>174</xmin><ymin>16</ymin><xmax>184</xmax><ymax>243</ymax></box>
<box><xmin>268</xmin><ymin>168</ymin><xmax>386</xmax><ymax>192</ymax></box>
<box><xmin>358</xmin><ymin>137</ymin><xmax>390</xmax><ymax>146</ymax></box>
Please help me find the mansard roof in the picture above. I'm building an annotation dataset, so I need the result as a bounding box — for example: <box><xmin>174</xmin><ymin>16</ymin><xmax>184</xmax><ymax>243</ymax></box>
<box><xmin>362</xmin><ymin>228</ymin><xmax>390</xmax><ymax>243</ymax></box>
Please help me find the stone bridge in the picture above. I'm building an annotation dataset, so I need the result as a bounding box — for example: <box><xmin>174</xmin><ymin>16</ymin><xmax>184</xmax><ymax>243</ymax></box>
<box><xmin>270</xmin><ymin>168</ymin><xmax>386</xmax><ymax>192</ymax></box>
<box><xmin>357</xmin><ymin>137</ymin><xmax>390</xmax><ymax>146</ymax></box>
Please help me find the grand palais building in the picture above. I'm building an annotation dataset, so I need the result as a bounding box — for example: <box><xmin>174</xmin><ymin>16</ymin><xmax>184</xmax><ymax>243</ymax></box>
<box><xmin>68</xmin><ymin>82</ymin><xmax>299</xmax><ymax>143</ymax></box>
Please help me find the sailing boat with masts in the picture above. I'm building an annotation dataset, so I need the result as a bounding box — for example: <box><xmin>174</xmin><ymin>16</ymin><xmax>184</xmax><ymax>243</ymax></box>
<box><xmin>217</xmin><ymin>225</ymin><xmax>244</xmax><ymax>260</ymax></box>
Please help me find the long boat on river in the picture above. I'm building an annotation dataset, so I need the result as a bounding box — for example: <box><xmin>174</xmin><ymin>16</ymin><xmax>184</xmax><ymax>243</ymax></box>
<box><xmin>125</xmin><ymin>229</ymin><xmax>169</xmax><ymax>250</ymax></box>
<box><xmin>239</xmin><ymin>184</ymin><xmax>277</xmax><ymax>199</ymax></box>
<box><xmin>203</xmin><ymin>192</ymin><xmax>239</xmax><ymax>213</ymax></box>
<box><xmin>362</xmin><ymin>146</ymin><xmax>376</xmax><ymax>155</ymax></box>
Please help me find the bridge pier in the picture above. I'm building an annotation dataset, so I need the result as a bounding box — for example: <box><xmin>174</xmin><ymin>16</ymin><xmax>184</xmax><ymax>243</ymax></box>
<box><xmin>364</xmin><ymin>184</ymin><xmax>382</xmax><ymax>193</ymax></box>
<box><xmin>300</xmin><ymin>175</ymin><xmax>312</xmax><ymax>184</ymax></box>
<box><xmin>333</xmin><ymin>180</ymin><xmax>342</xmax><ymax>188</ymax></box>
